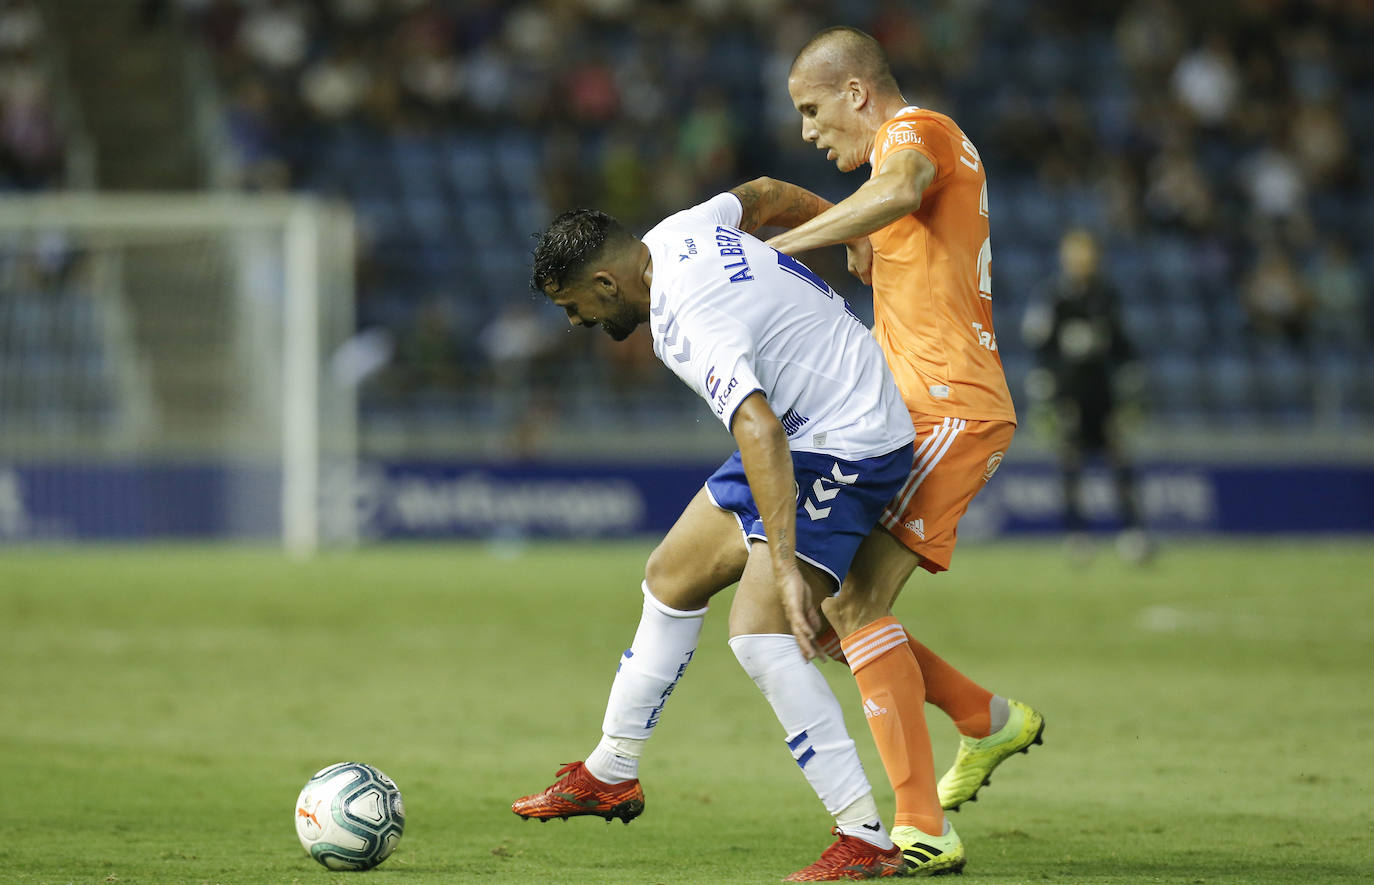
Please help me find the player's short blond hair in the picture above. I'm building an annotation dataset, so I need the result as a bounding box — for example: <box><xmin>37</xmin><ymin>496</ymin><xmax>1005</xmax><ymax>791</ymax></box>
<box><xmin>791</xmin><ymin>26</ymin><xmax>900</xmax><ymax>94</ymax></box>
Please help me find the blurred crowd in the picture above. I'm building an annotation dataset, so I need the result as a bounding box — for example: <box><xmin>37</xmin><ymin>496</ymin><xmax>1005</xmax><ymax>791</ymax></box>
<box><xmin>52</xmin><ymin>1</ymin><xmax>1374</xmax><ymax>428</ymax></box>
<box><xmin>0</xmin><ymin>0</ymin><xmax>63</xmax><ymax>189</ymax></box>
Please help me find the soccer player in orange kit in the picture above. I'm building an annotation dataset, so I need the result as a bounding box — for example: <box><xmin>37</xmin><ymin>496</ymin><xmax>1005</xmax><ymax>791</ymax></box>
<box><xmin>725</xmin><ymin>25</ymin><xmax>1046</xmax><ymax>874</ymax></box>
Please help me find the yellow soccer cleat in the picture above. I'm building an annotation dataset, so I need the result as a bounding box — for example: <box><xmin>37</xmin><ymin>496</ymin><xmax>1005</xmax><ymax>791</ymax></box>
<box><xmin>937</xmin><ymin>699</ymin><xmax>1044</xmax><ymax>811</ymax></box>
<box><xmin>889</xmin><ymin>823</ymin><xmax>966</xmax><ymax>877</ymax></box>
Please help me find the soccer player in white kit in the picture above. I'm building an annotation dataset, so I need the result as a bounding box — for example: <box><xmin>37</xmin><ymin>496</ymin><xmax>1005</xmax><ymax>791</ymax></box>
<box><xmin>512</xmin><ymin>193</ymin><xmax>919</xmax><ymax>880</ymax></box>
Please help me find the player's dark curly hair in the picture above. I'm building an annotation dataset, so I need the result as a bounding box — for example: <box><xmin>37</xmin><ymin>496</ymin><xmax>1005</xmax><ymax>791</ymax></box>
<box><xmin>530</xmin><ymin>208</ymin><xmax>631</xmax><ymax>292</ymax></box>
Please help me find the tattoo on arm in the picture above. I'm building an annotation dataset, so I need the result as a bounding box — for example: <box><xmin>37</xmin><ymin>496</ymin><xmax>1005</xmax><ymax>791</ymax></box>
<box><xmin>731</xmin><ymin>177</ymin><xmax>833</xmax><ymax>233</ymax></box>
<box><xmin>730</xmin><ymin>180</ymin><xmax>771</xmax><ymax>233</ymax></box>
<box><xmin>781</xmin><ymin>188</ymin><xmax>828</xmax><ymax>229</ymax></box>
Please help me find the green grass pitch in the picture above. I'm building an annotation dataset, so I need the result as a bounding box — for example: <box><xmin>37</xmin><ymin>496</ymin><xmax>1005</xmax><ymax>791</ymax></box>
<box><xmin>1</xmin><ymin>539</ymin><xmax>1371</xmax><ymax>884</ymax></box>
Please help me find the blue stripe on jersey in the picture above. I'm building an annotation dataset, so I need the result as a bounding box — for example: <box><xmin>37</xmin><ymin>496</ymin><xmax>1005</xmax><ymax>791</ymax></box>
<box><xmin>780</xmin><ymin>407</ymin><xmax>810</xmax><ymax>437</ymax></box>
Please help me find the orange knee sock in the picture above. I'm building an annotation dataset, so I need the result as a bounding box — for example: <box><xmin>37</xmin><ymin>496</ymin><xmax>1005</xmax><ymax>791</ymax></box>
<box><xmin>841</xmin><ymin>616</ymin><xmax>944</xmax><ymax>834</ymax></box>
<box><xmin>824</xmin><ymin>625</ymin><xmax>998</xmax><ymax>739</ymax></box>
<box><xmin>904</xmin><ymin>631</ymin><xmax>994</xmax><ymax>738</ymax></box>
<box><xmin>815</xmin><ymin>626</ymin><xmax>846</xmax><ymax>662</ymax></box>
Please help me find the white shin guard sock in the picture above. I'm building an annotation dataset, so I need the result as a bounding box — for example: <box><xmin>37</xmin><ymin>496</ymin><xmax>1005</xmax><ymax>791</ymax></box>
<box><xmin>587</xmin><ymin>582</ymin><xmax>707</xmax><ymax>783</ymax></box>
<box><xmin>729</xmin><ymin>634</ymin><xmax>877</xmax><ymax>832</ymax></box>
<box><xmin>835</xmin><ymin>794</ymin><xmax>893</xmax><ymax>849</ymax></box>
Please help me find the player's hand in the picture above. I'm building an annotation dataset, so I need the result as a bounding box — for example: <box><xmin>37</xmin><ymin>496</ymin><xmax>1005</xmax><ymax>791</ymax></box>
<box><xmin>845</xmin><ymin>238</ymin><xmax>873</xmax><ymax>286</ymax></box>
<box><xmin>778</xmin><ymin>564</ymin><xmax>823</xmax><ymax>661</ymax></box>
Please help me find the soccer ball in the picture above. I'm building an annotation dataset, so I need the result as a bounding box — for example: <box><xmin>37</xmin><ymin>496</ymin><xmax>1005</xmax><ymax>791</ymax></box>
<box><xmin>294</xmin><ymin>762</ymin><xmax>405</xmax><ymax>871</ymax></box>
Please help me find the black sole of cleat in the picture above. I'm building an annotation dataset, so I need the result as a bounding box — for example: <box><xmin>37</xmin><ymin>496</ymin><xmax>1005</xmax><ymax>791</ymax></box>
<box><xmin>1019</xmin><ymin>718</ymin><xmax>1047</xmax><ymax>755</ymax></box>
<box><xmin>605</xmin><ymin>798</ymin><xmax>645</xmax><ymax>824</ymax></box>
<box><xmin>904</xmin><ymin>859</ymin><xmax>967</xmax><ymax>877</ymax></box>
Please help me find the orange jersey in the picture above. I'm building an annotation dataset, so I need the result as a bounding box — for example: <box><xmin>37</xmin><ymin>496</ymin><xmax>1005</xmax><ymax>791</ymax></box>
<box><xmin>867</xmin><ymin>106</ymin><xmax>1016</xmax><ymax>424</ymax></box>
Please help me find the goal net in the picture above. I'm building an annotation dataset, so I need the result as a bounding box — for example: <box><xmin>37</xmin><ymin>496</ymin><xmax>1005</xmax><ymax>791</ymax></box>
<box><xmin>0</xmin><ymin>194</ymin><xmax>356</xmax><ymax>554</ymax></box>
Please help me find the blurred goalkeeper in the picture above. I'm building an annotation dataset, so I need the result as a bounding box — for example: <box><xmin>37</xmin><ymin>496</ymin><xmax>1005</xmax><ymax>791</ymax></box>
<box><xmin>1022</xmin><ymin>228</ymin><xmax>1153</xmax><ymax>563</ymax></box>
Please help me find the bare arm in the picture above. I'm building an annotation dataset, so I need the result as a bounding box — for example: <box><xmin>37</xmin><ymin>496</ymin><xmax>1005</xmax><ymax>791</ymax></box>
<box><xmin>729</xmin><ymin>177</ymin><xmax>836</xmax><ymax>234</ymax></box>
<box><xmin>765</xmin><ymin>150</ymin><xmax>936</xmax><ymax>256</ymax></box>
<box><xmin>729</xmin><ymin>390</ymin><xmax>820</xmax><ymax>656</ymax></box>
<box><xmin>729</xmin><ymin>176</ymin><xmax>876</xmax><ymax>284</ymax></box>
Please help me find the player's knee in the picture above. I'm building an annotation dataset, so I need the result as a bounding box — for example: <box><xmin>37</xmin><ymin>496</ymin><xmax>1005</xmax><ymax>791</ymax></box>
<box><xmin>644</xmin><ymin>544</ymin><xmax>716</xmax><ymax>611</ymax></box>
<box><xmin>820</xmin><ymin>591</ymin><xmax>888</xmax><ymax>637</ymax></box>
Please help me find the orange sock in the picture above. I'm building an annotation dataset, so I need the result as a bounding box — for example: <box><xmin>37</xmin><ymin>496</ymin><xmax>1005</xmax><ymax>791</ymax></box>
<box><xmin>905</xmin><ymin>631</ymin><xmax>994</xmax><ymax>738</ymax></box>
<box><xmin>815</xmin><ymin>626</ymin><xmax>847</xmax><ymax>663</ymax></box>
<box><xmin>841</xmin><ymin>616</ymin><xmax>943</xmax><ymax>834</ymax></box>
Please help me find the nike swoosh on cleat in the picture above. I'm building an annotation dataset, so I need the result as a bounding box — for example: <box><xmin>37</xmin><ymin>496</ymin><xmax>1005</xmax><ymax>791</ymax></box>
<box><xmin>553</xmin><ymin>792</ymin><xmax>601</xmax><ymax>808</ymax></box>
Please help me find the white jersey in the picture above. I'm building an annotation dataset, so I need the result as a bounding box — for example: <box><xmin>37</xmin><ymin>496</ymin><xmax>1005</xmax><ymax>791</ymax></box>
<box><xmin>642</xmin><ymin>193</ymin><xmax>915</xmax><ymax>461</ymax></box>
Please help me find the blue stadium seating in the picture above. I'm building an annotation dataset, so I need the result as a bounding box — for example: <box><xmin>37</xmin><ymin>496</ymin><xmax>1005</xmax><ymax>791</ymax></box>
<box><xmin>1202</xmin><ymin>354</ymin><xmax>1259</xmax><ymax>422</ymax></box>
<box><xmin>1150</xmin><ymin>352</ymin><xmax>1206</xmax><ymax>418</ymax></box>
<box><xmin>1251</xmin><ymin>345</ymin><xmax>1314</xmax><ymax>423</ymax></box>
<box><xmin>217</xmin><ymin>6</ymin><xmax>1368</xmax><ymax>431</ymax></box>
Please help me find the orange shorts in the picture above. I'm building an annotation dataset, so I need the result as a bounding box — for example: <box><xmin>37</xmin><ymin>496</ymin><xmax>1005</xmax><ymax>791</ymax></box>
<box><xmin>878</xmin><ymin>414</ymin><xmax>1016</xmax><ymax>573</ymax></box>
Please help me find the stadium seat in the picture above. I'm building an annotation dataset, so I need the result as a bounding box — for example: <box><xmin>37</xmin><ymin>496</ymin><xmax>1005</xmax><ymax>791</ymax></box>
<box><xmin>1207</xmin><ymin>296</ymin><xmax>1250</xmax><ymax>349</ymax></box>
<box><xmin>1355</xmin><ymin>354</ymin><xmax>1374</xmax><ymax>411</ymax></box>
<box><xmin>1010</xmin><ymin>181</ymin><xmax>1062</xmax><ymax>244</ymax></box>
<box><xmin>392</xmin><ymin>135</ymin><xmax>442</xmax><ymax>190</ymax></box>
<box><xmin>1202</xmin><ymin>354</ymin><xmax>1259</xmax><ymax>420</ymax></box>
<box><xmin>445</xmin><ymin>137</ymin><xmax>495</xmax><ymax>198</ymax></box>
<box><xmin>1150</xmin><ymin>352</ymin><xmax>1205</xmax><ymax>417</ymax></box>
<box><xmin>1312</xmin><ymin>352</ymin><xmax>1360</xmax><ymax>420</ymax></box>
<box><xmin>353</xmin><ymin>195</ymin><xmax>406</xmax><ymax>248</ymax></box>
<box><xmin>400</xmin><ymin>195</ymin><xmax>452</xmax><ymax>244</ymax></box>
<box><xmin>458</xmin><ymin>199</ymin><xmax>508</xmax><ymax>252</ymax></box>
<box><xmin>1161</xmin><ymin>300</ymin><xmax>1210</xmax><ymax>353</ymax></box>
<box><xmin>510</xmin><ymin>194</ymin><xmax>549</xmax><ymax>240</ymax></box>
<box><xmin>1149</xmin><ymin>237</ymin><xmax>1200</xmax><ymax>302</ymax></box>
<box><xmin>1251</xmin><ymin>347</ymin><xmax>1313</xmax><ymax>422</ymax></box>
<box><xmin>1121</xmin><ymin>302</ymin><xmax>1163</xmax><ymax>344</ymax></box>
<box><xmin>998</xmin><ymin>353</ymin><xmax>1033</xmax><ymax>402</ymax></box>
<box><xmin>992</xmin><ymin>243</ymin><xmax>1044</xmax><ymax>301</ymax></box>
<box><xmin>492</xmin><ymin>132</ymin><xmax>542</xmax><ymax>196</ymax></box>
<box><xmin>1062</xmin><ymin>187</ymin><xmax>1106</xmax><ymax>228</ymax></box>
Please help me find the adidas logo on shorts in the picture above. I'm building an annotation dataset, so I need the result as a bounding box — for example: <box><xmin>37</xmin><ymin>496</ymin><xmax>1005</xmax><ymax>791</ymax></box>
<box><xmin>903</xmin><ymin>518</ymin><xmax>926</xmax><ymax>539</ymax></box>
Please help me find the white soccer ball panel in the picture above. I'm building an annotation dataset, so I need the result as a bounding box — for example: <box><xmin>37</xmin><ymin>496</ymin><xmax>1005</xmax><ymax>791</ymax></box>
<box><xmin>348</xmin><ymin>788</ymin><xmax>385</xmax><ymax>825</ymax></box>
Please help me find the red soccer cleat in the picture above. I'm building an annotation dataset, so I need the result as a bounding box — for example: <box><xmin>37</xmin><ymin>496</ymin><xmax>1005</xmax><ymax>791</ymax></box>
<box><xmin>784</xmin><ymin>829</ymin><xmax>904</xmax><ymax>881</ymax></box>
<box><xmin>511</xmin><ymin>761</ymin><xmax>645</xmax><ymax>824</ymax></box>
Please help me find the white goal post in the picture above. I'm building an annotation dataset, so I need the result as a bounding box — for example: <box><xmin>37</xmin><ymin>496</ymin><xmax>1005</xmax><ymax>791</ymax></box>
<box><xmin>0</xmin><ymin>193</ymin><xmax>356</xmax><ymax>554</ymax></box>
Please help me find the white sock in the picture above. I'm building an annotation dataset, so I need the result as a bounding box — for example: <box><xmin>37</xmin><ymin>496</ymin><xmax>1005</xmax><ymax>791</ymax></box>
<box><xmin>586</xmin><ymin>582</ymin><xmax>706</xmax><ymax>784</ymax></box>
<box><xmin>585</xmin><ymin>735</ymin><xmax>643</xmax><ymax>784</ymax></box>
<box><xmin>834</xmin><ymin>794</ymin><xmax>894</xmax><ymax>849</ymax></box>
<box><xmin>729</xmin><ymin>634</ymin><xmax>876</xmax><ymax>829</ymax></box>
